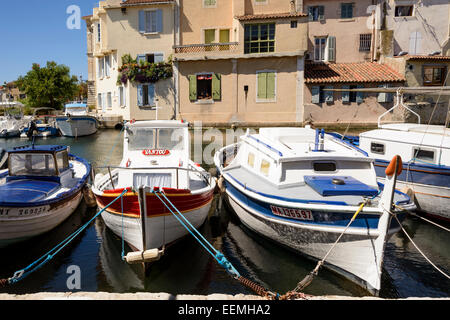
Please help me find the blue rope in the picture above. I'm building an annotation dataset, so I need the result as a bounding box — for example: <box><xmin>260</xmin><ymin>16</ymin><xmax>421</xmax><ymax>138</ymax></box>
<box><xmin>121</xmin><ymin>194</ymin><xmax>125</xmax><ymax>260</ymax></box>
<box><xmin>8</xmin><ymin>189</ymin><xmax>128</xmax><ymax>285</ymax></box>
<box><xmin>154</xmin><ymin>190</ymin><xmax>241</xmax><ymax>278</ymax></box>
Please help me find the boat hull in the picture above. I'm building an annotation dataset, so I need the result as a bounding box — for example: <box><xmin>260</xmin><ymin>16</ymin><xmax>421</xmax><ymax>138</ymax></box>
<box><xmin>374</xmin><ymin>160</ymin><xmax>450</xmax><ymax>222</ymax></box>
<box><xmin>0</xmin><ymin>191</ymin><xmax>83</xmax><ymax>248</ymax></box>
<box><xmin>94</xmin><ymin>189</ymin><xmax>215</xmax><ymax>251</ymax></box>
<box><xmin>0</xmin><ymin>129</ymin><xmax>20</xmax><ymax>138</ymax></box>
<box><xmin>56</xmin><ymin>116</ymin><xmax>98</xmax><ymax>137</ymax></box>
<box><xmin>223</xmin><ymin>179</ymin><xmax>404</xmax><ymax>296</ymax></box>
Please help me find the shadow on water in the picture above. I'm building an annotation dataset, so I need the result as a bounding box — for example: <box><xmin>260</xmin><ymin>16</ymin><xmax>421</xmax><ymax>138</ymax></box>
<box><xmin>0</xmin><ymin>200</ymin><xmax>98</xmax><ymax>294</ymax></box>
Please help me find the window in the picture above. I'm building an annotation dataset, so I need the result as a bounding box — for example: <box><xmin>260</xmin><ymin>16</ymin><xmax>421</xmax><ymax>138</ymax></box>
<box><xmin>204</xmin><ymin>29</ymin><xmax>215</xmax><ymax>51</ymax></box>
<box><xmin>311</xmin><ymin>86</ymin><xmax>333</xmax><ymax>104</ymax></box>
<box><xmin>97</xmin><ymin>23</ymin><xmax>101</xmax><ymax>43</ymax></box>
<box><xmin>291</xmin><ymin>20</ymin><xmax>298</xmax><ymax>28</ymax></box>
<box><xmin>56</xmin><ymin>151</ymin><xmax>69</xmax><ymax>173</ymax></box>
<box><xmin>370</xmin><ymin>142</ymin><xmax>385</xmax><ymax>155</ymax></box>
<box><xmin>9</xmin><ymin>153</ymin><xmax>56</xmax><ymax>176</ymax></box>
<box><xmin>204</xmin><ymin>0</ymin><xmax>216</xmax><ymax>7</ymax></box>
<box><xmin>157</xmin><ymin>128</ymin><xmax>184</xmax><ymax>150</ymax></box>
<box><xmin>413</xmin><ymin>148</ymin><xmax>435</xmax><ymax>163</ymax></box>
<box><xmin>98</xmin><ymin>57</ymin><xmax>104</xmax><ymax>78</ymax></box>
<box><xmin>107</xmin><ymin>92</ymin><xmax>112</xmax><ymax>109</ymax></box>
<box><xmin>139</xmin><ymin>10</ymin><xmax>163</xmax><ymax>33</ymax></box>
<box><xmin>137</xmin><ymin>84</ymin><xmax>155</xmax><ymax>107</ymax></box>
<box><xmin>377</xmin><ymin>84</ymin><xmax>393</xmax><ymax>102</ymax></box>
<box><xmin>189</xmin><ymin>73</ymin><xmax>221</xmax><ymax>101</ymax></box>
<box><xmin>340</xmin><ymin>3</ymin><xmax>354</xmax><ymax>19</ymax></box>
<box><xmin>314</xmin><ymin>37</ymin><xmax>326</xmax><ymax>61</ymax></box>
<box><xmin>257</xmin><ymin>71</ymin><xmax>276</xmax><ymax>101</ymax></box>
<box><xmin>359</xmin><ymin>34</ymin><xmax>372</xmax><ymax>52</ymax></box>
<box><xmin>128</xmin><ymin>128</ymin><xmax>156</xmax><ymax>150</ymax></box>
<box><xmin>308</xmin><ymin>6</ymin><xmax>324</xmax><ymax>21</ymax></box>
<box><xmin>423</xmin><ymin>66</ymin><xmax>446</xmax><ymax>86</ymax></box>
<box><xmin>260</xmin><ymin>159</ymin><xmax>270</xmax><ymax>176</ymax></box>
<box><xmin>105</xmin><ymin>55</ymin><xmax>110</xmax><ymax>77</ymax></box>
<box><xmin>119</xmin><ymin>86</ymin><xmax>126</xmax><ymax>107</ymax></box>
<box><xmin>137</xmin><ymin>53</ymin><xmax>164</xmax><ymax>64</ymax></box>
<box><xmin>395</xmin><ymin>5</ymin><xmax>413</xmax><ymax>17</ymax></box>
<box><xmin>97</xmin><ymin>93</ymin><xmax>102</xmax><ymax>109</ymax></box>
<box><xmin>248</xmin><ymin>153</ymin><xmax>255</xmax><ymax>168</ymax></box>
<box><xmin>244</xmin><ymin>23</ymin><xmax>275</xmax><ymax>54</ymax></box>
<box><xmin>219</xmin><ymin>29</ymin><xmax>230</xmax><ymax>50</ymax></box>
<box><xmin>313</xmin><ymin>162</ymin><xmax>336</xmax><ymax>172</ymax></box>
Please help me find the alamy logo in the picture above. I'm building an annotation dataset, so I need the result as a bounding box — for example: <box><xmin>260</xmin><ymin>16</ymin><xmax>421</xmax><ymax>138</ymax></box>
<box><xmin>66</xmin><ymin>265</ymin><xmax>81</xmax><ymax>290</ymax></box>
<box><xmin>66</xmin><ymin>5</ymin><xmax>81</xmax><ymax>30</ymax></box>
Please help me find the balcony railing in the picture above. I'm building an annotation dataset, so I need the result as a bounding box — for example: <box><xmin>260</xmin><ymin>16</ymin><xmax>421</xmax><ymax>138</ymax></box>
<box><xmin>174</xmin><ymin>42</ymin><xmax>240</xmax><ymax>54</ymax></box>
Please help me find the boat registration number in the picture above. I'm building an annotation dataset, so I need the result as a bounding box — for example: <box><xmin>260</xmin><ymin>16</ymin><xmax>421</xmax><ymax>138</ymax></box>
<box><xmin>270</xmin><ymin>205</ymin><xmax>313</xmax><ymax>221</ymax></box>
<box><xmin>142</xmin><ymin>149</ymin><xmax>171</xmax><ymax>156</ymax></box>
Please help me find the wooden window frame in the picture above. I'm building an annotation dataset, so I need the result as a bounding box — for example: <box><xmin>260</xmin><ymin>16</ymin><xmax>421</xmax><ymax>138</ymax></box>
<box><xmin>422</xmin><ymin>65</ymin><xmax>447</xmax><ymax>86</ymax></box>
<box><xmin>244</xmin><ymin>23</ymin><xmax>275</xmax><ymax>54</ymax></box>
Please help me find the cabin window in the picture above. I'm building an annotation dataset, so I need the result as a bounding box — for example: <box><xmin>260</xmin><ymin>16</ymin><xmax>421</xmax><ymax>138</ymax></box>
<box><xmin>370</xmin><ymin>142</ymin><xmax>385</xmax><ymax>155</ymax></box>
<box><xmin>247</xmin><ymin>153</ymin><xmax>255</xmax><ymax>168</ymax></box>
<box><xmin>128</xmin><ymin>128</ymin><xmax>156</xmax><ymax>150</ymax></box>
<box><xmin>413</xmin><ymin>148</ymin><xmax>435</xmax><ymax>163</ymax></box>
<box><xmin>157</xmin><ymin>128</ymin><xmax>184</xmax><ymax>150</ymax></box>
<box><xmin>313</xmin><ymin>162</ymin><xmax>336</xmax><ymax>172</ymax></box>
<box><xmin>260</xmin><ymin>159</ymin><xmax>270</xmax><ymax>176</ymax></box>
<box><xmin>133</xmin><ymin>173</ymin><xmax>171</xmax><ymax>189</ymax></box>
<box><xmin>56</xmin><ymin>151</ymin><xmax>70</xmax><ymax>172</ymax></box>
<box><xmin>9</xmin><ymin>153</ymin><xmax>56</xmax><ymax>176</ymax></box>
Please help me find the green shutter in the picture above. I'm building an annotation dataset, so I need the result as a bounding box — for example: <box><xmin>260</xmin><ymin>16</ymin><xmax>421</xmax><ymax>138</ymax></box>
<box><xmin>266</xmin><ymin>72</ymin><xmax>276</xmax><ymax>99</ymax></box>
<box><xmin>212</xmin><ymin>73</ymin><xmax>221</xmax><ymax>100</ymax></box>
<box><xmin>189</xmin><ymin>75</ymin><xmax>197</xmax><ymax>101</ymax></box>
<box><xmin>257</xmin><ymin>72</ymin><xmax>267</xmax><ymax>99</ymax></box>
<box><xmin>204</xmin><ymin>29</ymin><xmax>215</xmax><ymax>44</ymax></box>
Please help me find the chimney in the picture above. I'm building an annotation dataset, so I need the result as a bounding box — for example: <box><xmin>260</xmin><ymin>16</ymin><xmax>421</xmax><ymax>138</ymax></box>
<box><xmin>296</xmin><ymin>0</ymin><xmax>304</xmax><ymax>13</ymax></box>
<box><xmin>290</xmin><ymin>0</ymin><xmax>296</xmax><ymax>13</ymax></box>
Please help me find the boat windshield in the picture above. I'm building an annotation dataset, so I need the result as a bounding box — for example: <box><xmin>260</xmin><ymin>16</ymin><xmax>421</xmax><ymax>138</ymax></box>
<box><xmin>66</xmin><ymin>107</ymin><xmax>87</xmax><ymax>115</ymax></box>
<box><xmin>128</xmin><ymin>128</ymin><xmax>185</xmax><ymax>151</ymax></box>
<box><xmin>9</xmin><ymin>153</ymin><xmax>56</xmax><ymax>176</ymax></box>
<box><xmin>55</xmin><ymin>150</ymin><xmax>70</xmax><ymax>172</ymax></box>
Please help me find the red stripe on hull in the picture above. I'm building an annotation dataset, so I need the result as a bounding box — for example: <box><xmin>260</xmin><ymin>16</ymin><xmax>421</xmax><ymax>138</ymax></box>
<box><xmin>95</xmin><ymin>188</ymin><xmax>215</xmax><ymax>217</ymax></box>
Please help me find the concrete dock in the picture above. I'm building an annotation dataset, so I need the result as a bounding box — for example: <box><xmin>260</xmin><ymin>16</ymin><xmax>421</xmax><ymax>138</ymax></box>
<box><xmin>0</xmin><ymin>292</ymin><xmax>447</xmax><ymax>300</ymax></box>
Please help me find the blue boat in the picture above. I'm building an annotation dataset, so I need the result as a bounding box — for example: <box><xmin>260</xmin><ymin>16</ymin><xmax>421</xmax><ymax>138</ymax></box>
<box><xmin>214</xmin><ymin>126</ymin><xmax>415</xmax><ymax>295</ymax></box>
<box><xmin>21</xmin><ymin>108</ymin><xmax>61</xmax><ymax>138</ymax></box>
<box><xmin>0</xmin><ymin>145</ymin><xmax>91</xmax><ymax>247</ymax></box>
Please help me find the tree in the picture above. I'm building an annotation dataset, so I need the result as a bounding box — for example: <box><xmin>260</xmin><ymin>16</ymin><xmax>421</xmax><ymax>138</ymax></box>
<box><xmin>16</xmin><ymin>61</ymin><xmax>79</xmax><ymax>109</ymax></box>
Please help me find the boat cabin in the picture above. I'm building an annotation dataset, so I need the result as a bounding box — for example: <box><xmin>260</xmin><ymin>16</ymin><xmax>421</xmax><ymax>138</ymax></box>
<box><xmin>117</xmin><ymin>120</ymin><xmax>192</xmax><ymax>190</ymax></box>
<box><xmin>359</xmin><ymin>124</ymin><xmax>450</xmax><ymax>166</ymax></box>
<box><xmin>7</xmin><ymin>145</ymin><xmax>71</xmax><ymax>183</ymax></box>
<box><xmin>226</xmin><ymin>127</ymin><xmax>380</xmax><ymax>200</ymax></box>
<box><xmin>64</xmin><ymin>103</ymin><xmax>89</xmax><ymax>116</ymax></box>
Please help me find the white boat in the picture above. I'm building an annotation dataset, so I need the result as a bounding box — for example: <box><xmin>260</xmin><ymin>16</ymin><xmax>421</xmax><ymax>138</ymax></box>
<box><xmin>21</xmin><ymin>108</ymin><xmax>60</xmax><ymax>139</ymax></box>
<box><xmin>0</xmin><ymin>102</ymin><xmax>30</xmax><ymax>138</ymax></box>
<box><xmin>0</xmin><ymin>145</ymin><xmax>91</xmax><ymax>247</ymax></box>
<box><xmin>92</xmin><ymin>120</ymin><xmax>216</xmax><ymax>264</ymax></box>
<box><xmin>358</xmin><ymin>123</ymin><xmax>449</xmax><ymax>222</ymax></box>
<box><xmin>214</xmin><ymin>126</ymin><xmax>415</xmax><ymax>295</ymax></box>
<box><xmin>56</xmin><ymin>103</ymin><xmax>98</xmax><ymax>137</ymax></box>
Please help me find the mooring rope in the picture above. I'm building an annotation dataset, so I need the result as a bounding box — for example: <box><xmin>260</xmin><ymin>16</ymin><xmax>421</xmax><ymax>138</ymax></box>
<box><xmin>0</xmin><ymin>189</ymin><xmax>127</xmax><ymax>287</ymax></box>
<box><xmin>394</xmin><ymin>204</ymin><xmax>450</xmax><ymax>233</ymax></box>
<box><xmin>391</xmin><ymin>212</ymin><xmax>450</xmax><ymax>280</ymax></box>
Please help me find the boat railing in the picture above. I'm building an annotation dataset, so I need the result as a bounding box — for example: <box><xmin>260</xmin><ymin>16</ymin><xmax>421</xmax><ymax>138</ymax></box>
<box><xmin>377</xmin><ymin>89</ymin><xmax>421</xmax><ymax>127</ymax></box>
<box><xmin>95</xmin><ymin>165</ymin><xmax>213</xmax><ymax>189</ymax></box>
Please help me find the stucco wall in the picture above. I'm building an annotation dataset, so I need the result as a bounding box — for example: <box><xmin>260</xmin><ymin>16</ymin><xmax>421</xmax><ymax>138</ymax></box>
<box><xmin>385</xmin><ymin>0</ymin><xmax>450</xmax><ymax>55</ymax></box>
<box><xmin>178</xmin><ymin>57</ymin><xmax>300</xmax><ymax>124</ymax></box>
<box><xmin>304</xmin><ymin>0</ymin><xmax>375</xmax><ymax>63</ymax></box>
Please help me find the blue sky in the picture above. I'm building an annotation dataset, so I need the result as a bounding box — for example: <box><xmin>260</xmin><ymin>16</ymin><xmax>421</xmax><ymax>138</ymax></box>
<box><xmin>0</xmin><ymin>0</ymin><xmax>99</xmax><ymax>84</ymax></box>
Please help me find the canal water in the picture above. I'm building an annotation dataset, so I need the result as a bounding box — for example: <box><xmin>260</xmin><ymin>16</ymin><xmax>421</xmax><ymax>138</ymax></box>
<box><xmin>0</xmin><ymin>129</ymin><xmax>449</xmax><ymax>298</ymax></box>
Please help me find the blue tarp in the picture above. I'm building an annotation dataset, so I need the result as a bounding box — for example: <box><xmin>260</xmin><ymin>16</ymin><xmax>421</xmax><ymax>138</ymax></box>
<box><xmin>304</xmin><ymin>176</ymin><xmax>379</xmax><ymax>197</ymax></box>
<box><xmin>0</xmin><ymin>179</ymin><xmax>60</xmax><ymax>203</ymax></box>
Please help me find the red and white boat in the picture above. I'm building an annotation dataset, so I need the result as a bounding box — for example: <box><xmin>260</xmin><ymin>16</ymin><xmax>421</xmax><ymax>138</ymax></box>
<box><xmin>92</xmin><ymin>120</ymin><xmax>216</xmax><ymax>263</ymax></box>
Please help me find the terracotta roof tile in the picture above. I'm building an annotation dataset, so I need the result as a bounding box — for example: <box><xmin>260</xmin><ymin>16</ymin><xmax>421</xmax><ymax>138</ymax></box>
<box><xmin>305</xmin><ymin>62</ymin><xmax>405</xmax><ymax>84</ymax></box>
<box><xmin>121</xmin><ymin>0</ymin><xmax>174</xmax><ymax>5</ymax></box>
<box><xmin>236</xmin><ymin>12</ymin><xmax>308</xmax><ymax>21</ymax></box>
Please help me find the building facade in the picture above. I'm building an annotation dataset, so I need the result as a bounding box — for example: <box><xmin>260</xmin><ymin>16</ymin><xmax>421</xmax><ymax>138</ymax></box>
<box><xmin>85</xmin><ymin>0</ymin><xmax>176</xmax><ymax>121</ymax></box>
<box><xmin>173</xmin><ymin>0</ymin><xmax>308</xmax><ymax>125</ymax></box>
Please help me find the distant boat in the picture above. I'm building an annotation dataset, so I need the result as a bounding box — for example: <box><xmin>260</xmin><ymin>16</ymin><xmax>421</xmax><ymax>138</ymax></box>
<box><xmin>214</xmin><ymin>126</ymin><xmax>415</xmax><ymax>295</ymax></box>
<box><xmin>0</xmin><ymin>145</ymin><xmax>91</xmax><ymax>247</ymax></box>
<box><xmin>56</xmin><ymin>103</ymin><xmax>98</xmax><ymax>137</ymax></box>
<box><xmin>21</xmin><ymin>107</ymin><xmax>60</xmax><ymax>138</ymax></box>
<box><xmin>92</xmin><ymin>120</ymin><xmax>216</xmax><ymax>264</ymax></box>
<box><xmin>0</xmin><ymin>102</ymin><xmax>30</xmax><ymax>138</ymax></box>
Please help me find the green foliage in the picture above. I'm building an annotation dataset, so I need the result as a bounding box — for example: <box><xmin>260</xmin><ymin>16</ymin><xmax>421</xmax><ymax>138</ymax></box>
<box><xmin>117</xmin><ymin>54</ymin><xmax>173</xmax><ymax>85</ymax></box>
<box><xmin>16</xmin><ymin>61</ymin><xmax>79</xmax><ymax>110</ymax></box>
